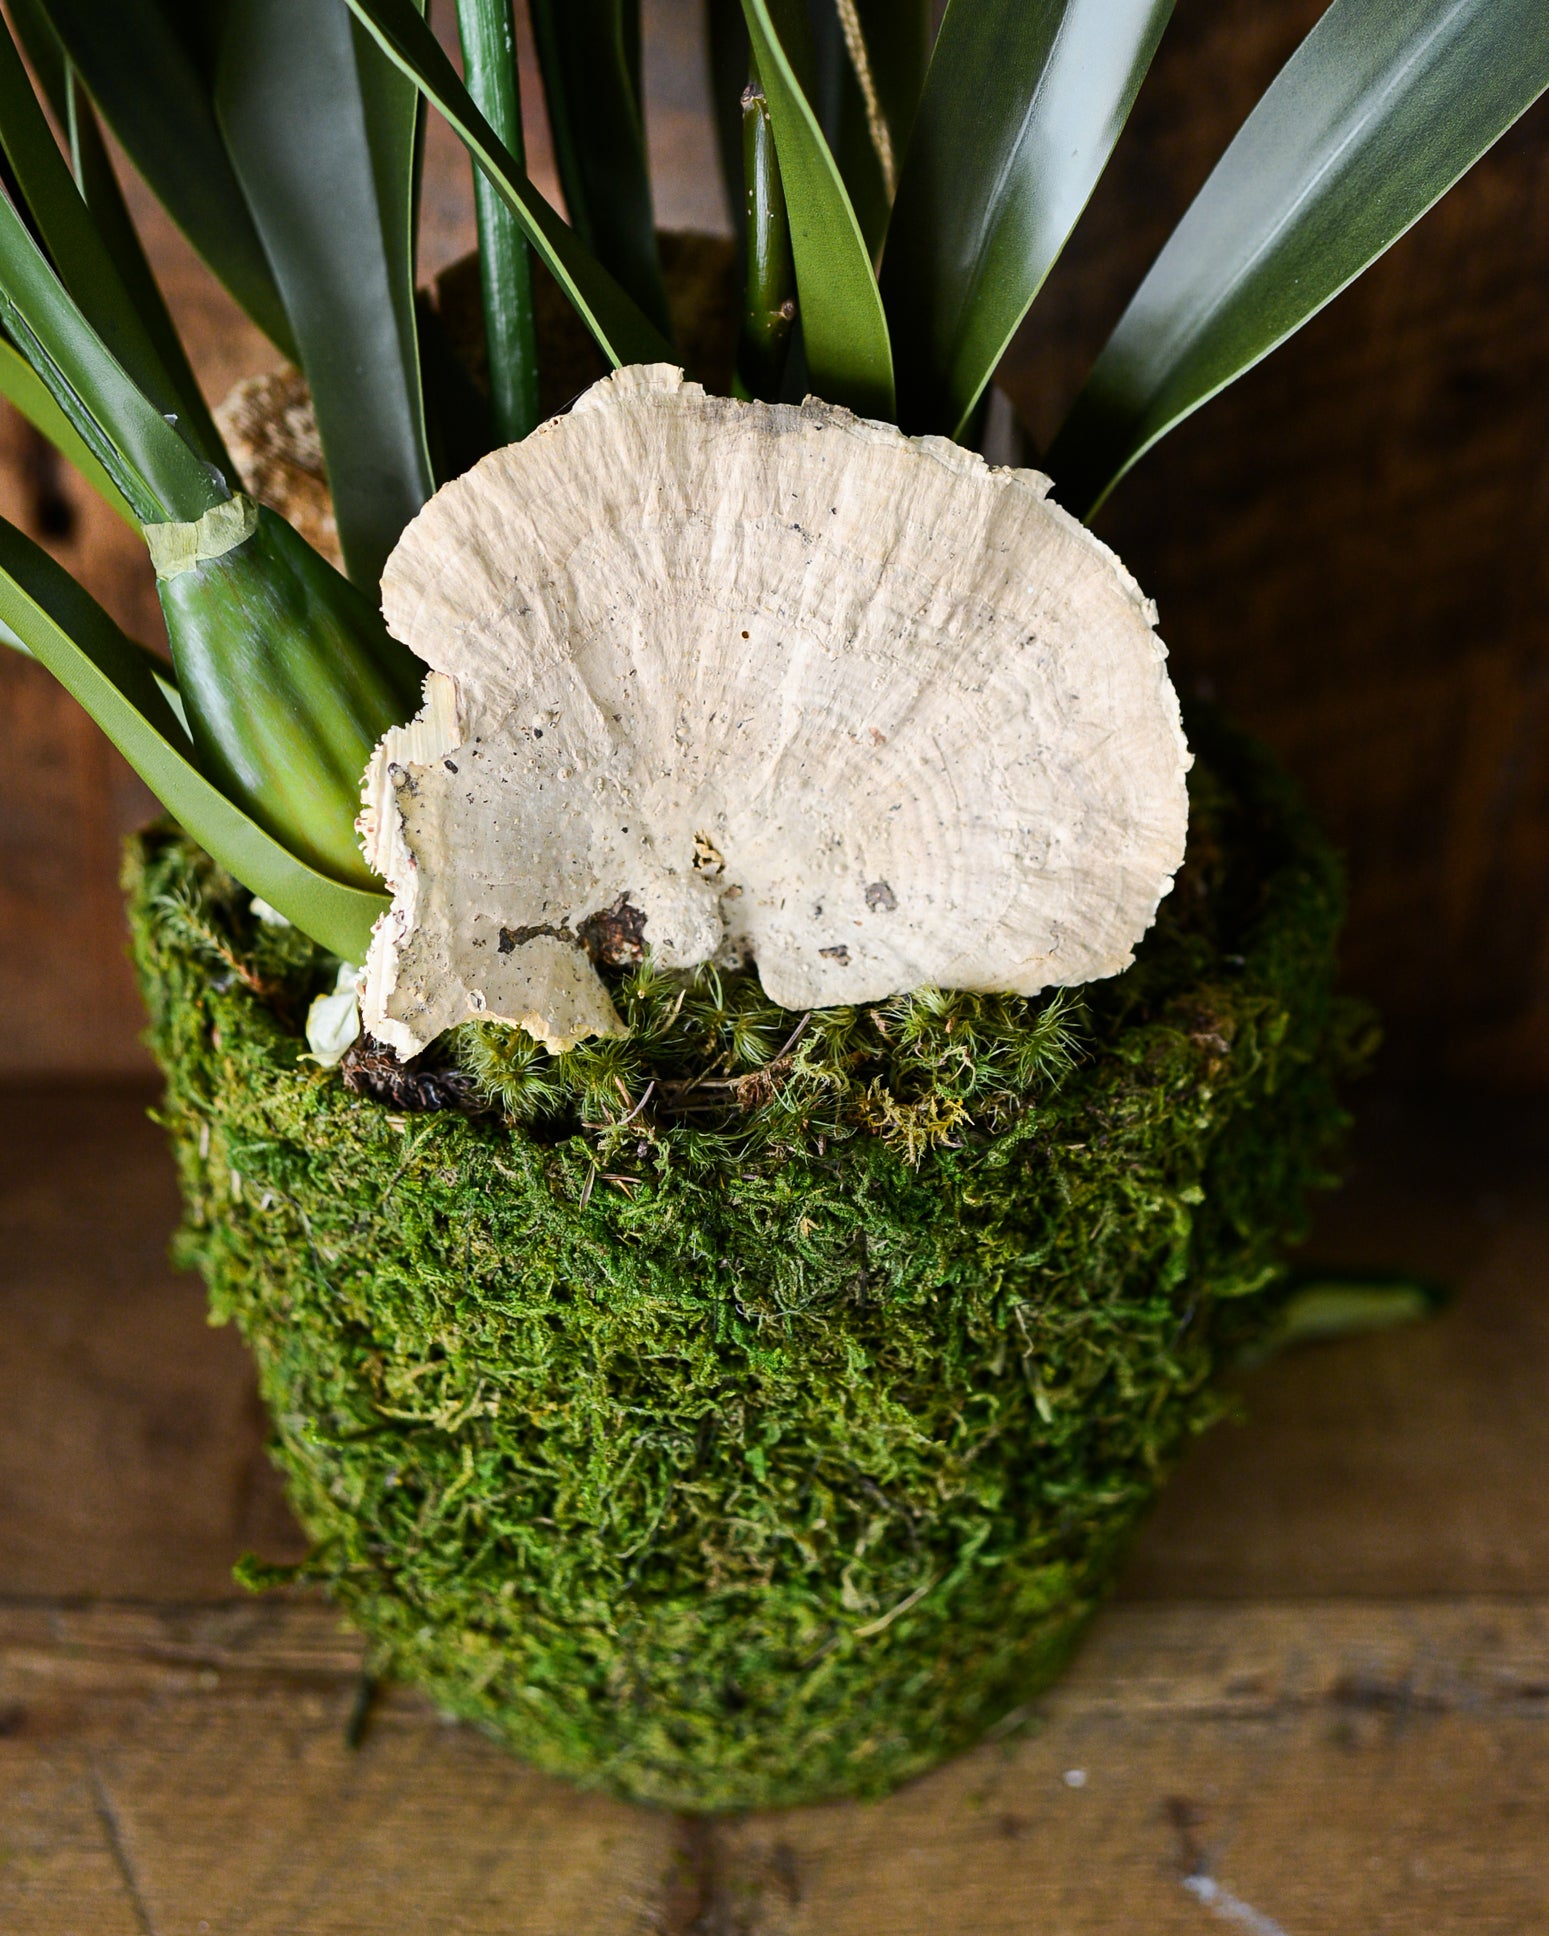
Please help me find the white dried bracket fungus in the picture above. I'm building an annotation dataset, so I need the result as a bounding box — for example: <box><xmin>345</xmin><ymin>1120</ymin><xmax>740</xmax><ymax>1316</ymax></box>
<box><xmin>358</xmin><ymin>365</ymin><xmax>1190</xmax><ymax>1057</ymax></box>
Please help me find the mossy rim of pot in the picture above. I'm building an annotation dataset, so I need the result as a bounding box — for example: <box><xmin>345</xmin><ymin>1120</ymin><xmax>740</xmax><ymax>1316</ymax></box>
<box><xmin>126</xmin><ymin>711</ymin><xmax>1369</xmax><ymax>1813</ymax></box>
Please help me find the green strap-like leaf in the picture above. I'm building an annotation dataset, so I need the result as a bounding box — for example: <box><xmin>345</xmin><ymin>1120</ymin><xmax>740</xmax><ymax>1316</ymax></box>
<box><xmin>0</xmin><ymin>189</ymin><xmax>224</xmax><ymax>523</ymax></box>
<box><xmin>155</xmin><ymin>504</ymin><xmax>421</xmax><ymax>891</ymax></box>
<box><xmin>0</xmin><ymin>14</ymin><xmax>227</xmax><ymax>468</ymax></box>
<box><xmin>215</xmin><ymin>0</ymin><xmax>435</xmax><ymax>593</ymax></box>
<box><xmin>453</xmin><ymin>0</ymin><xmax>540</xmax><ymax>444</ymax></box>
<box><xmin>343</xmin><ymin>0</ymin><xmax>673</xmax><ymax>372</ymax></box>
<box><xmin>1049</xmin><ymin>0</ymin><xmax>1549</xmax><ymax>517</ymax></box>
<box><xmin>36</xmin><ymin>0</ymin><xmax>297</xmax><ymax>358</ymax></box>
<box><xmin>530</xmin><ymin>0</ymin><xmax>670</xmax><ymax>333</ymax></box>
<box><xmin>0</xmin><ymin>334</ymin><xmax>137</xmax><ymax>523</ymax></box>
<box><xmin>0</xmin><ymin>516</ymin><xmax>386</xmax><ymax>961</ymax></box>
<box><xmin>881</xmin><ymin>0</ymin><xmax>1173</xmax><ymax>441</ymax></box>
<box><xmin>5</xmin><ymin>0</ymin><xmax>230</xmax><ymax>471</ymax></box>
<box><xmin>739</xmin><ymin>0</ymin><xmax>893</xmax><ymax>419</ymax></box>
<box><xmin>0</xmin><ymin>580</ymin><xmax>187</xmax><ymax>725</ymax></box>
<box><xmin>62</xmin><ymin>83</ymin><xmax>232</xmax><ymax>474</ymax></box>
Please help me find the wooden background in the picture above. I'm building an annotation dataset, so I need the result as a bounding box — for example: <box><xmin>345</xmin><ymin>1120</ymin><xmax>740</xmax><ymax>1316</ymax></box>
<box><xmin>1</xmin><ymin>0</ymin><xmax>1547</xmax><ymax>1087</ymax></box>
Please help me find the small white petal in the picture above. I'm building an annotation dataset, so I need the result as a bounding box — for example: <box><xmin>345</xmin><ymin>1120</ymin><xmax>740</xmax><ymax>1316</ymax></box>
<box><xmin>304</xmin><ymin>962</ymin><xmax>362</xmax><ymax>1067</ymax></box>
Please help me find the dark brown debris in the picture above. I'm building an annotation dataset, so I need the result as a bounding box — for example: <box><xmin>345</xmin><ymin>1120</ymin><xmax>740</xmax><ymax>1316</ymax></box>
<box><xmin>339</xmin><ymin>1034</ymin><xmax>490</xmax><ymax>1116</ymax></box>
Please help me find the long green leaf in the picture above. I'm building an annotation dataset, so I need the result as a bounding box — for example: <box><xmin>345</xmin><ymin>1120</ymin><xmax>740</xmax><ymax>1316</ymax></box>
<box><xmin>343</xmin><ymin>0</ymin><xmax>674</xmax><ymax>371</ymax></box>
<box><xmin>881</xmin><ymin>0</ymin><xmax>1172</xmax><ymax>441</ymax></box>
<box><xmin>215</xmin><ymin>0</ymin><xmax>435</xmax><ymax>592</ymax></box>
<box><xmin>0</xmin><ymin>189</ymin><xmax>224</xmax><ymax>522</ymax></box>
<box><xmin>739</xmin><ymin>0</ymin><xmax>893</xmax><ymax>418</ymax></box>
<box><xmin>529</xmin><ymin>0</ymin><xmax>669</xmax><ymax>333</ymax></box>
<box><xmin>0</xmin><ymin>585</ymin><xmax>188</xmax><ymax>725</ymax></box>
<box><xmin>0</xmin><ymin>13</ymin><xmax>225</xmax><ymax>464</ymax></box>
<box><xmin>2</xmin><ymin>0</ymin><xmax>69</xmax><ymax>137</ymax></box>
<box><xmin>6</xmin><ymin>0</ymin><xmax>229</xmax><ymax>469</ymax></box>
<box><xmin>0</xmin><ymin>516</ymin><xmax>386</xmax><ymax>961</ymax></box>
<box><xmin>36</xmin><ymin>0</ymin><xmax>296</xmax><ymax>358</ymax></box>
<box><xmin>454</xmin><ymin>0</ymin><xmax>539</xmax><ymax>444</ymax></box>
<box><xmin>62</xmin><ymin>83</ymin><xmax>231</xmax><ymax>472</ymax></box>
<box><xmin>1049</xmin><ymin>0</ymin><xmax>1549</xmax><ymax>517</ymax></box>
<box><xmin>0</xmin><ymin>335</ymin><xmax>136</xmax><ymax>522</ymax></box>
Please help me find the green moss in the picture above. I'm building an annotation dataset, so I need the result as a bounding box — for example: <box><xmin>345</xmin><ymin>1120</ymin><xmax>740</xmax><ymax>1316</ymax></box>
<box><xmin>125</xmin><ymin>716</ymin><xmax>1368</xmax><ymax>1812</ymax></box>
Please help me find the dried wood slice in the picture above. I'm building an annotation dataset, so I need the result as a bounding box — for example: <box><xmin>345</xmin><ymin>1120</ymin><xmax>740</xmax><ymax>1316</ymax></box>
<box><xmin>358</xmin><ymin>365</ymin><xmax>1190</xmax><ymax>1056</ymax></box>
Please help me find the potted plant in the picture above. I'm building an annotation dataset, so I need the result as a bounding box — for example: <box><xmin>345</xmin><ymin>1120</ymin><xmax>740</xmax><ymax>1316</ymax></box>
<box><xmin>1</xmin><ymin>0</ymin><xmax>1543</xmax><ymax>1811</ymax></box>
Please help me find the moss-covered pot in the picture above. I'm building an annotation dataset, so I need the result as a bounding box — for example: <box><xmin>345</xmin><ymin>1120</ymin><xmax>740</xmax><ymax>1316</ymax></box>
<box><xmin>126</xmin><ymin>717</ymin><xmax>1363</xmax><ymax>1812</ymax></box>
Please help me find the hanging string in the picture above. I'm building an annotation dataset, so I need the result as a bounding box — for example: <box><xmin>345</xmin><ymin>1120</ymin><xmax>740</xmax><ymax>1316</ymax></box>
<box><xmin>834</xmin><ymin>0</ymin><xmax>896</xmax><ymax>200</ymax></box>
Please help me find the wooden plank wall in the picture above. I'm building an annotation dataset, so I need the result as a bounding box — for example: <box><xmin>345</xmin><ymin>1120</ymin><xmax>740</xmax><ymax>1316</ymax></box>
<box><xmin>1</xmin><ymin>0</ymin><xmax>1546</xmax><ymax>1084</ymax></box>
<box><xmin>1001</xmin><ymin>2</ymin><xmax>1549</xmax><ymax>1088</ymax></box>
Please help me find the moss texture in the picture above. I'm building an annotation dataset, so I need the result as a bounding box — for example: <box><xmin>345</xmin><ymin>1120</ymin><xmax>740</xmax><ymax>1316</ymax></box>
<box><xmin>126</xmin><ymin>716</ymin><xmax>1367</xmax><ymax>1812</ymax></box>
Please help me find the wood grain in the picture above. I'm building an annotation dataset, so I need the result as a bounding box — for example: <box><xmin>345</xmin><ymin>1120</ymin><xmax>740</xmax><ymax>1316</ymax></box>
<box><xmin>0</xmin><ymin>1084</ymin><xmax>302</xmax><ymax>1601</ymax></box>
<box><xmin>2</xmin><ymin>1081</ymin><xmax>1547</xmax><ymax>1928</ymax></box>
<box><xmin>712</xmin><ymin>1598</ymin><xmax>1549</xmax><ymax>1936</ymax></box>
<box><xmin>0</xmin><ymin>1600</ymin><xmax>677</xmax><ymax>1936</ymax></box>
<box><xmin>2</xmin><ymin>1595</ymin><xmax>1545</xmax><ymax>1934</ymax></box>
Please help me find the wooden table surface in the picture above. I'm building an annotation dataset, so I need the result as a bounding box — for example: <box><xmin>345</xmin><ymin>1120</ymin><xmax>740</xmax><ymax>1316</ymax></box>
<box><xmin>1</xmin><ymin>1081</ymin><xmax>1545</xmax><ymax>1935</ymax></box>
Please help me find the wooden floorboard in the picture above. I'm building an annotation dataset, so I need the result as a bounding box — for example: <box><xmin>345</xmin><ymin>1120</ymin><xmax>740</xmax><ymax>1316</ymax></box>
<box><xmin>1</xmin><ymin>1596</ymin><xmax>1545</xmax><ymax>1934</ymax></box>
<box><xmin>0</xmin><ymin>1082</ymin><xmax>1545</xmax><ymax>1931</ymax></box>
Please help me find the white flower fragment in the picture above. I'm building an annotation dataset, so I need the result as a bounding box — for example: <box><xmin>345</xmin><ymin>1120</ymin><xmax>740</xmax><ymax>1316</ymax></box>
<box><xmin>358</xmin><ymin>365</ymin><xmax>1191</xmax><ymax>1058</ymax></box>
<box><xmin>304</xmin><ymin>961</ymin><xmax>362</xmax><ymax>1067</ymax></box>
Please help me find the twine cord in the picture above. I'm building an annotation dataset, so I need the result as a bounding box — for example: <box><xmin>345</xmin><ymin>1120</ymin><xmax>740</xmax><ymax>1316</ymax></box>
<box><xmin>834</xmin><ymin>0</ymin><xmax>896</xmax><ymax>199</ymax></box>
